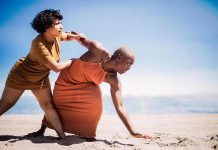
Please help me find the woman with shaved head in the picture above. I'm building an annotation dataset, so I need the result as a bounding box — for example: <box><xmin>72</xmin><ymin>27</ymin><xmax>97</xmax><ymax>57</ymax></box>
<box><xmin>28</xmin><ymin>33</ymin><xmax>151</xmax><ymax>140</ymax></box>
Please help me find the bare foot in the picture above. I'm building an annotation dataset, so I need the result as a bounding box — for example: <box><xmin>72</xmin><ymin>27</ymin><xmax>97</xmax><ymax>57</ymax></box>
<box><xmin>25</xmin><ymin>124</ymin><xmax>46</xmax><ymax>137</ymax></box>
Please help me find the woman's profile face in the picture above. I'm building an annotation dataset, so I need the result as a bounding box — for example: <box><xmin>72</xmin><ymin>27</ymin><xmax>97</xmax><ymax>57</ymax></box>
<box><xmin>46</xmin><ymin>19</ymin><xmax>63</xmax><ymax>37</ymax></box>
<box><xmin>116</xmin><ymin>56</ymin><xmax>134</xmax><ymax>74</ymax></box>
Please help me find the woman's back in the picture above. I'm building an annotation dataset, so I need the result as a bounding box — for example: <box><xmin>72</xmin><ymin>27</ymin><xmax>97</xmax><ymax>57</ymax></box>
<box><xmin>53</xmin><ymin>58</ymin><xmax>107</xmax><ymax>138</ymax></box>
<box><xmin>54</xmin><ymin>58</ymin><xmax>106</xmax><ymax>88</ymax></box>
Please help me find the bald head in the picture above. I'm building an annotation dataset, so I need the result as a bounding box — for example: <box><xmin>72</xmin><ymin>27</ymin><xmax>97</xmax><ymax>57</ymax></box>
<box><xmin>111</xmin><ymin>46</ymin><xmax>135</xmax><ymax>60</ymax></box>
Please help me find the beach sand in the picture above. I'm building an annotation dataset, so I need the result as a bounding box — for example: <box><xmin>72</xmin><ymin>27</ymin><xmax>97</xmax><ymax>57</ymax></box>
<box><xmin>0</xmin><ymin>114</ymin><xmax>218</xmax><ymax>150</ymax></box>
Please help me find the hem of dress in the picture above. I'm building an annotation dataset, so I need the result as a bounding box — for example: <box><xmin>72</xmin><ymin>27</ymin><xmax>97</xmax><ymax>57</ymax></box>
<box><xmin>5</xmin><ymin>82</ymin><xmax>50</xmax><ymax>90</ymax></box>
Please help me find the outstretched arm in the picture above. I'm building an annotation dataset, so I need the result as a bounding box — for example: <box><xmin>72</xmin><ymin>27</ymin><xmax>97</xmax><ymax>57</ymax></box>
<box><xmin>110</xmin><ymin>80</ymin><xmax>135</xmax><ymax>135</ymax></box>
<box><xmin>69</xmin><ymin>31</ymin><xmax>109</xmax><ymax>56</ymax></box>
<box><xmin>105</xmin><ymin>74</ymin><xmax>152</xmax><ymax>139</ymax></box>
<box><xmin>44</xmin><ymin>59</ymin><xmax>73</xmax><ymax>73</ymax></box>
<box><xmin>59</xmin><ymin>31</ymin><xmax>108</xmax><ymax>54</ymax></box>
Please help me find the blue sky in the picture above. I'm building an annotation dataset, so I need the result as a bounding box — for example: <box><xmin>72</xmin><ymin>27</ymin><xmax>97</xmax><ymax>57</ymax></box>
<box><xmin>0</xmin><ymin>0</ymin><xmax>218</xmax><ymax>96</ymax></box>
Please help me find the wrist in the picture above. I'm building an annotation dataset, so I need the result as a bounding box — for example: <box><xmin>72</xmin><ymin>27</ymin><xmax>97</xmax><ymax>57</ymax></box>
<box><xmin>79</xmin><ymin>37</ymin><xmax>86</xmax><ymax>43</ymax></box>
<box><xmin>129</xmin><ymin>129</ymin><xmax>136</xmax><ymax>135</ymax></box>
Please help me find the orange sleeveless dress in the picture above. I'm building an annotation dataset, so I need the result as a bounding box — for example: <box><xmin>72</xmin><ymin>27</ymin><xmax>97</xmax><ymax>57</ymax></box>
<box><xmin>53</xmin><ymin>59</ymin><xmax>107</xmax><ymax>138</ymax></box>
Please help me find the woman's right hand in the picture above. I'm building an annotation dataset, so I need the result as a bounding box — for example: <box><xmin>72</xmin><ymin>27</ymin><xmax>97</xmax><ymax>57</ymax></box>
<box><xmin>64</xmin><ymin>31</ymin><xmax>86</xmax><ymax>42</ymax></box>
<box><xmin>69</xmin><ymin>31</ymin><xmax>87</xmax><ymax>42</ymax></box>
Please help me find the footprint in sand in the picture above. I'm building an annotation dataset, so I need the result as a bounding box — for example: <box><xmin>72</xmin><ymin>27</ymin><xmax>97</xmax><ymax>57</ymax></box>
<box><xmin>210</xmin><ymin>135</ymin><xmax>218</xmax><ymax>141</ymax></box>
<box><xmin>209</xmin><ymin>135</ymin><xmax>218</xmax><ymax>150</ymax></box>
<box><xmin>152</xmin><ymin>134</ymin><xmax>196</xmax><ymax>148</ymax></box>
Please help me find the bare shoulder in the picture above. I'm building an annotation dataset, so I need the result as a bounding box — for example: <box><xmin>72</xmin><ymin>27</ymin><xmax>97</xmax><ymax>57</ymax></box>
<box><xmin>104</xmin><ymin>71</ymin><xmax>119</xmax><ymax>87</ymax></box>
<box><xmin>80</xmin><ymin>37</ymin><xmax>110</xmax><ymax>62</ymax></box>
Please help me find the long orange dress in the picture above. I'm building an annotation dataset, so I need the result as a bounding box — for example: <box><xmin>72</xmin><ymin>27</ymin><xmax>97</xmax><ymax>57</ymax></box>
<box><xmin>53</xmin><ymin>58</ymin><xmax>107</xmax><ymax>138</ymax></box>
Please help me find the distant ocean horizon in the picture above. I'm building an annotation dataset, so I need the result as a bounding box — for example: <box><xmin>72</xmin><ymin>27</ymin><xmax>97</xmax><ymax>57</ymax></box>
<box><xmin>6</xmin><ymin>96</ymin><xmax>218</xmax><ymax>115</ymax></box>
<box><xmin>4</xmin><ymin>95</ymin><xmax>218</xmax><ymax>115</ymax></box>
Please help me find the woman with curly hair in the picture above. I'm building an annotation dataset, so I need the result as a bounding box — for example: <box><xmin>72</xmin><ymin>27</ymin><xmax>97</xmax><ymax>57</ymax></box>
<box><xmin>0</xmin><ymin>9</ymin><xmax>84</xmax><ymax>139</ymax></box>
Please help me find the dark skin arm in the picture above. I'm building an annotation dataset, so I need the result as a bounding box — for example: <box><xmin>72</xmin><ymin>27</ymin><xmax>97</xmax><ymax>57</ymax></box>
<box><xmin>104</xmin><ymin>72</ymin><xmax>152</xmax><ymax>139</ymax></box>
<box><xmin>71</xmin><ymin>31</ymin><xmax>110</xmax><ymax>59</ymax></box>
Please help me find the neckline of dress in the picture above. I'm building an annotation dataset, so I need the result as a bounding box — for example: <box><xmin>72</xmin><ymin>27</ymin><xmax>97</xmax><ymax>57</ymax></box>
<box><xmin>39</xmin><ymin>34</ymin><xmax>55</xmax><ymax>45</ymax></box>
<box><xmin>77</xmin><ymin>58</ymin><xmax>107</xmax><ymax>73</ymax></box>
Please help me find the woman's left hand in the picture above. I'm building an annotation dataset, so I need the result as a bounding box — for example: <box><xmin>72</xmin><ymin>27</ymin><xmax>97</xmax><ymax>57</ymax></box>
<box><xmin>131</xmin><ymin>132</ymin><xmax>152</xmax><ymax>139</ymax></box>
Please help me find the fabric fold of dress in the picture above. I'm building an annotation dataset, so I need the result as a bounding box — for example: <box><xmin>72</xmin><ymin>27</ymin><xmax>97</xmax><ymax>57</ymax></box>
<box><xmin>52</xmin><ymin>59</ymin><xmax>107</xmax><ymax>138</ymax></box>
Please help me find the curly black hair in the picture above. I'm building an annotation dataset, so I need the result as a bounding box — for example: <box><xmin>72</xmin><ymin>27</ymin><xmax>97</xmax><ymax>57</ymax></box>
<box><xmin>31</xmin><ymin>9</ymin><xmax>63</xmax><ymax>33</ymax></box>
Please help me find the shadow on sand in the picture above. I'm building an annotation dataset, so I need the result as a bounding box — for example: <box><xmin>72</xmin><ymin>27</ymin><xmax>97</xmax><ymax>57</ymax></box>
<box><xmin>0</xmin><ymin>134</ymin><xmax>134</xmax><ymax>147</ymax></box>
